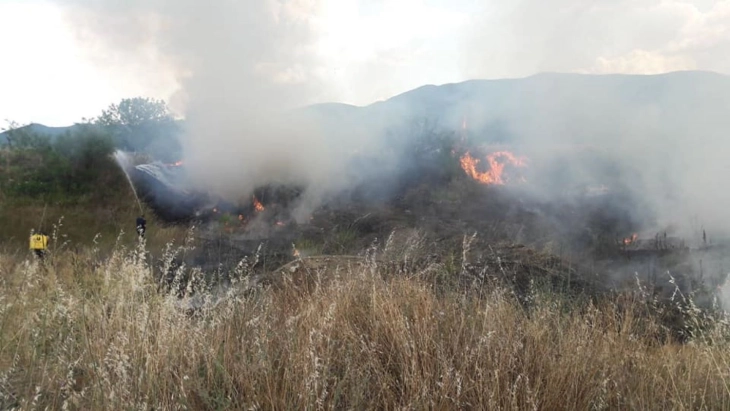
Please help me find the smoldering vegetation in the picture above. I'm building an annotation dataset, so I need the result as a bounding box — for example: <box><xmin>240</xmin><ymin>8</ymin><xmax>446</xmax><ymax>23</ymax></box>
<box><xmin>5</xmin><ymin>1</ymin><xmax>726</xmax><ymax>407</ymax></box>
<box><xmin>54</xmin><ymin>0</ymin><xmax>730</xmax><ymax>245</ymax></box>
<box><xmin>114</xmin><ymin>117</ymin><xmax>729</xmax><ymax>331</ymax></box>
<box><xmin>118</xmin><ymin>71</ymin><xmax>730</xmax><ymax>241</ymax></box>
<box><xmin>103</xmin><ymin>71</ymin><xmax>730</xmax><ymax>322</ymax></box>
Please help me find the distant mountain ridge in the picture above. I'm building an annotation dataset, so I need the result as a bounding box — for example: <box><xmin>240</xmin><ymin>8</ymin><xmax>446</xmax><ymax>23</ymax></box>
<box><xmin>0</xmin><ymin>123</ymin><xmax>77</xmax><ymax>144</ymax></box>
<box><xmin>4</xmin><ymin>70</ymin><xmax>729</xmax><ymax>146</ymax></box>
<box><xmin>300</xmin><ymin>70</ymin><xmax>730</xmax><ymax>141</ymax></box>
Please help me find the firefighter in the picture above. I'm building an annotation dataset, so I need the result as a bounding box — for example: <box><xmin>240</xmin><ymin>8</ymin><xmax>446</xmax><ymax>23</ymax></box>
<box><xmin>136</xmin><ymin>215</ymin><xmax>147</xmax><ymax>238</ymax></box>
<box><xmin>29</xmin><ymin>230</ymin><xmax>49</xmax><ymax>259</ymax></box>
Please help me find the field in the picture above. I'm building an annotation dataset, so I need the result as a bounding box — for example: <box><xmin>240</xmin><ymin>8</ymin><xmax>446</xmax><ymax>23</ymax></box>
<box><xmin>1</xmin><ymin>230</ymin><xmax>730</xmax><ymax>410</ymax></box>
<box><xmin>3</xmin><ymin>115</ymin><xmax>730</xmax><ymax>409</ymax></box>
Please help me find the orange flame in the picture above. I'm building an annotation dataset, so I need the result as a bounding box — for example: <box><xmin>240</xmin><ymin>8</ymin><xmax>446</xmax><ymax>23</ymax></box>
<box><xmin>276</xmin><ymin>221</ymin><xmax>285</xmax><ymax>227</ymax></box>
<box><xmin>253</xmin><ymin>196</ymin><xmax>264</xmax><ymax>212</ymax></box>
<box><xmin>623</xmin><ymin>234</ymin><xmax>638</xmax><ymax>245</ymax></box>
<box><xmin>460</xmin><ymin>151</ymin><xmax>528</xmax><ymax>185</ymax></box>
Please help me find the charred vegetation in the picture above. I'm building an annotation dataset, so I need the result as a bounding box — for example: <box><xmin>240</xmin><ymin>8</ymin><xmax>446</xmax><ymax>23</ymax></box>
<box><xmin>122</xmin><ymin>128</ymin><xmax>726</xmax><ymax>338</ymax></box>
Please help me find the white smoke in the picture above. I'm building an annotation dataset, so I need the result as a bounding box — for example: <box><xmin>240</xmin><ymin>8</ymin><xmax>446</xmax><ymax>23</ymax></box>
<box><xmin>49</xmin><ymin>0</ymin><xmax>730</xmax><ymax>307</ymax></box>
<box><xmin>56</xmin><ymin>0</ymin><xmax>383</xmax><ymax>215</ymax></box>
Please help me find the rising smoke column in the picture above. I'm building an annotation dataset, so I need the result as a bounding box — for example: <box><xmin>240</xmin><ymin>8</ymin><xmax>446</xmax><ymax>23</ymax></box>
<box><xmin>56</xmin><ymin>0</ymin><xmax>374</xmax><ymax>208</ymax></box>
<box><xmin>51</xmin><ymin>0</ymin><xmax>730</xmax><ymax>241</ymax></box>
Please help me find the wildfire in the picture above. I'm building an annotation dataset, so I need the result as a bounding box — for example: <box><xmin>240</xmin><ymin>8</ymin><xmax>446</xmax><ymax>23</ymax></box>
<box><xmin>166</xmin><ymin>160</ymin><xmax>184</xmax><ymax>167</ymax></box>
<box><xmin>460</xmin><ymin>151</ymin><xmax>528</xmax><ymax>185</ymax></box>
<box><xmin>623</xmin><ymin>234</ymin><xmax>638</xmax><ymax>245</ymax></box>
<box><xmin>253</xmin><ymin>196</ymin><xmax>265</xmax><ymax>212</ymax></box>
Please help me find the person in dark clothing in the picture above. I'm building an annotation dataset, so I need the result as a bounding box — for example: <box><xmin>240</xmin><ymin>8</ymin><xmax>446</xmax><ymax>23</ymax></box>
<box><xmin>136</xmin><ymin>215</ymin><xmax>146</xmax><ymax>238</ymax></box>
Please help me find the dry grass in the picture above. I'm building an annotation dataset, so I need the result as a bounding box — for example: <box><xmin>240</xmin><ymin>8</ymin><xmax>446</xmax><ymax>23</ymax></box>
<box><xmin>1</xmin><ymin>236</ymin><xmax>730</xmax><ymax>410</ymax></box>
<box><xmin>0</xmin><ymin>203</ymin><xmax>190</xmax><ymax>257</ymax></box>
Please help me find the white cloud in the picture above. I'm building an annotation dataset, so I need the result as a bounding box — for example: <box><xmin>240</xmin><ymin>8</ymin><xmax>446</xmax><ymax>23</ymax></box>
<box><xmin>461</xmin><ymin>0</ymin><xmax>730</xmax><ymax>79</ymax></box>
<box><xmin>0</xmin><ymin>1</ymin><xmax>105</xmax><ymax>125</ymax></box>
<box><xmin>589</xmin><ymin>49</ymin><xmax>696</xmax><ymax>74</ymax></box>
<box><xmin>0</xmin><ymin>0</ymin><xmax>178</xmax><ymax>126</ymax></box>
<box><xmin>314</xmin><ymin>0</ymin><xmax>472</xmax><ymax>104</ymax></box>
<box><xmin>4</xmin><ymin>0</ymin><xmax>730</xmax><ymax>125</ymax></box>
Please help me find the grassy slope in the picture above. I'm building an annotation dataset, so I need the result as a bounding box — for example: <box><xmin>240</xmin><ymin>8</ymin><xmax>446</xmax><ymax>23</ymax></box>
<box><xmin>0</xmin><ymin>201</ymin><xmax>187</xmax><ymax>254</ymax></box>
<box><xmin>0</xmin><ymin>146</ymin><xmax>189</xmax><ymax>254</ymax></box>
<box><xmin>1</xmin><ymin>104</ymin><xmax>728</xmax><ymax>406</ymax></box>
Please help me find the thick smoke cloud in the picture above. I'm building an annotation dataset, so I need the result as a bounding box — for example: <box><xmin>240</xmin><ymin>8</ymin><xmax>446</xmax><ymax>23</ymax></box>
<box><xmin>452</xmin><ymin>0</ymin><xmax>730</xmax><ymax>241</ymax></box>
<box><xmin>56</xmin><ymin>0</ymin><xmax>380</xmax><ymax>216</ymax></box>
<box><xmin>453</xmin><ymin>71</ymin><xmax>730</xmax><ymax>240</ymax></box>
<box><xmin>47</xmin><ymin>0</ymin><xmax>730</xmax><ymax>309</ymax></box>
<box><xmin>55</xmin><ymin>0</ymin><xmax>730</xmax><ymax>242</ymax></box>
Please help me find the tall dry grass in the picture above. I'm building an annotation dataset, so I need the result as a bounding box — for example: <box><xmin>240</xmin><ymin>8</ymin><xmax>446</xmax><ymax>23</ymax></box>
<box><xmin>1</xmin><ymin>235</ymin><xmax>730</xmax><ymax>410</ymax></box>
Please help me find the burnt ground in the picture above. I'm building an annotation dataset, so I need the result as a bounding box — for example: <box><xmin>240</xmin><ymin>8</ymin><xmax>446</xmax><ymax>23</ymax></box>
<box><xmin>153</xmin><ymin>175</ymin><xmax>726</xmax><ymax>313</ymax></box>
<box><xmin>138</xmin><ymin>165</ymin><xmax>730</xmax><ymax>344</ymax></box>
<box><xmin>140</xmin><ymin>133</ymin><xmax>729</xmax><ymax>340</ymax></box>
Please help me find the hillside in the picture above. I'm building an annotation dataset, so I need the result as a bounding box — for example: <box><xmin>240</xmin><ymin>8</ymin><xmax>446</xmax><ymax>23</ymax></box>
<box><xmin>300</xmin><ymin>71</ymin><xmax>730</xmax><ymax>239</ymax></box>
<box><xmin>5</xmin><ymin>70</ymin><xmax>729</xmax><ymax>245</ymax></box>
<box><xmin>0</xmin><ymin>123</ymin><xmax>73</xmax><ymax>140</ymax></box>
<box><xmin>2</xmin><ymin>71</ymin><xmax>730</xmax><ymax>408</ymax></box>
<box><xmin>8</xmin><ymin>71</ymin><xmax>729</xmax><ymax>146</ymax></box>
<box><xmin>303</xmin><ymin>70</ymin><xmax>730</xmax><ymax>143</ymax></box>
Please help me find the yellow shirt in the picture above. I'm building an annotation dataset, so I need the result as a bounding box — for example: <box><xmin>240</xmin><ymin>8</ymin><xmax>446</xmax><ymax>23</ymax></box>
<box><xmin>29</xmin><ymin>234</ymin><xmax>48</xmax><ymax>250</ymax></box>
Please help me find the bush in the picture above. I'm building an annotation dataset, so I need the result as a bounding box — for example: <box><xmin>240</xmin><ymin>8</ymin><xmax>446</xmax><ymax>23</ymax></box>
<box><xmin>1</xmin><ymin>125</ymin><xmax>124</xmax><ymax>202</ymax></box>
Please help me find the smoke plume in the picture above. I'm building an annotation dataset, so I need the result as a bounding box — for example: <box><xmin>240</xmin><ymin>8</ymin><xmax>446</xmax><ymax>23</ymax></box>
<box><xmin>56</xmin><ymin>0</ymin><xmax>382</xmax><ymax>216</ymax></box>
<box><xmin>55</xmin><ymin>0</ymin><xmax>730</xmax><ymax>241</ymax></box>
<box><xmin>454</xmin><ymin>0</ymin><xmax>730</xmax><ymax>240</ymax></box>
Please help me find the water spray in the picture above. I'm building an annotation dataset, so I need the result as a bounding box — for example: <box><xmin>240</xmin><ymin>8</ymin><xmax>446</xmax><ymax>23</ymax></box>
<box><xmin>113</xmin><ymin>150</ymin><xmax>144</xmax><ymax>214</ymax></box>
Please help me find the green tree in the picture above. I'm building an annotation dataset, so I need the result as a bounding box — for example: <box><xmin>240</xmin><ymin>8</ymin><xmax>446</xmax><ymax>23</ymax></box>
<box><xmin>94</xmin><ymin>97</ymin><xmax>182</xmax><ymax>162</ymax></box>
<box><xmin>95</xmin><ymin>97</ymin><xmax>173</xmax><ymax>128</ymax></box>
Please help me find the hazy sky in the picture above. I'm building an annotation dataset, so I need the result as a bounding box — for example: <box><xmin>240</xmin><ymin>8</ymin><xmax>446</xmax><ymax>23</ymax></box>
<box><xmin>1</xmin><ymin>0</ymin><xmax>729</xmax><ymax>126</ymax></box>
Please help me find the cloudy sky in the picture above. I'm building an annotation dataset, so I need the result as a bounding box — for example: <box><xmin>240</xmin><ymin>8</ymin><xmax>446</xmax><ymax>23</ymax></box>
<box><xmin>1</xmin><ymin>0</ymin><xmax>729</xmax><ymax>126</ymax></box>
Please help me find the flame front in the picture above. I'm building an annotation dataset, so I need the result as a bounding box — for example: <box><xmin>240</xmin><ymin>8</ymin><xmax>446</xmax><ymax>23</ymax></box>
<box><xmin>253</xmin><ymin>196</ymin><xmax>265</xmax><ymax>212</ymax></box>
<box><xmin>623</xmin><ymin>234</ymin><xmax>638</xmax><ymax>245</ymax></box>
<box><xmin>460</xmin><ymin>151</ymin><xmax>528</xmax><ymax>185</ymax></box>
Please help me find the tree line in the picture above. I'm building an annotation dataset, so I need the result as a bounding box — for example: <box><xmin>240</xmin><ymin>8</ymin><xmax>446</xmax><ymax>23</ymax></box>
<box><xmin>0</xmin><ymin>97</ymin><xmax>181</xmax><ymax>203</ymax></box>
